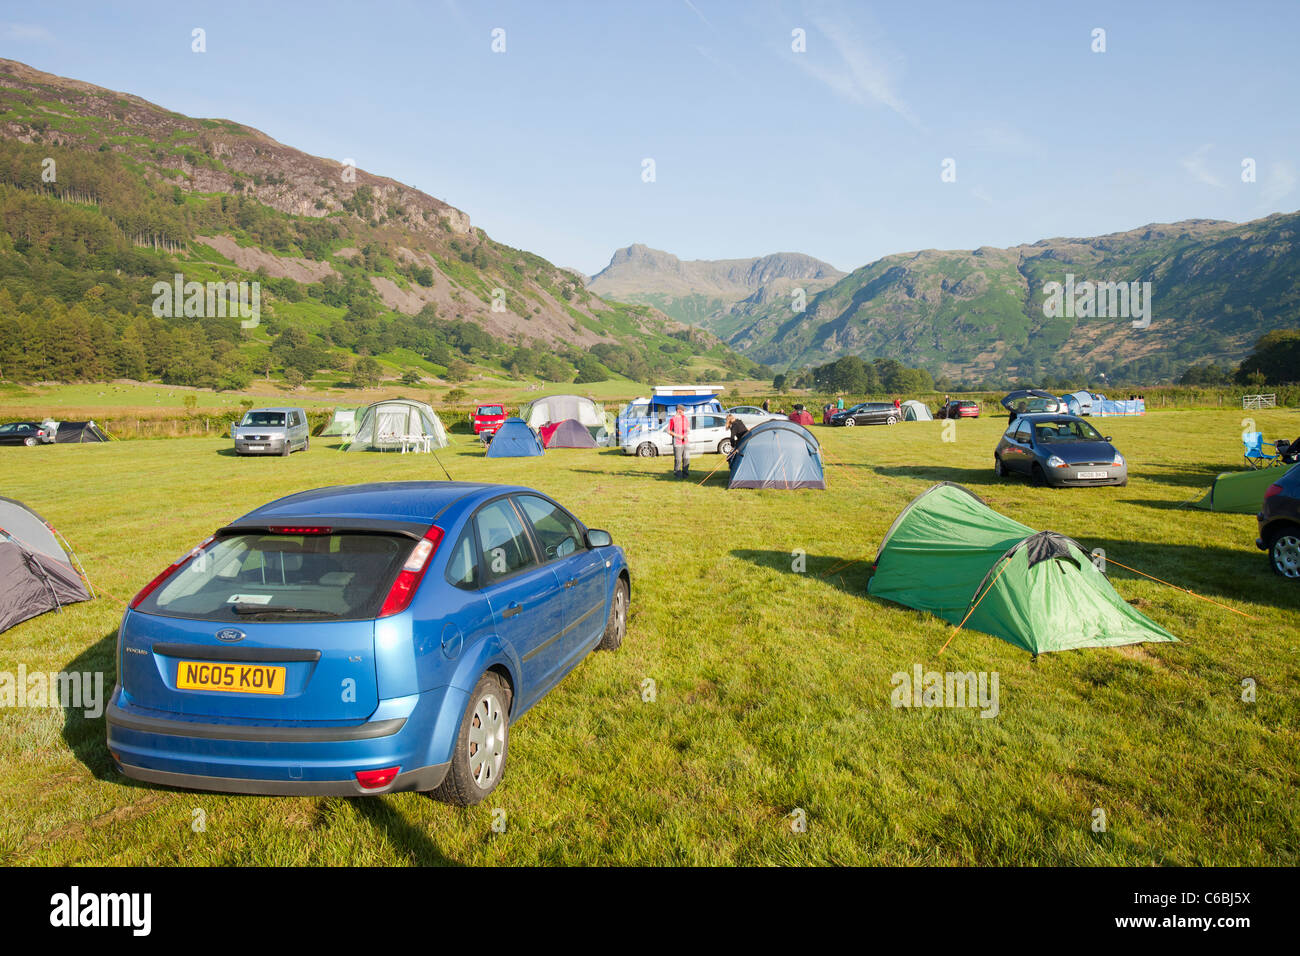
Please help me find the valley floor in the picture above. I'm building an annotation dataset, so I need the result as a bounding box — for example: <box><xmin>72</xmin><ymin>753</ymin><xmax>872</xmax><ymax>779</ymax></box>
<box><xmin>1</xmin><ymin>408</ymin><xmax>1297</xmax><ymax>865</ymax></box>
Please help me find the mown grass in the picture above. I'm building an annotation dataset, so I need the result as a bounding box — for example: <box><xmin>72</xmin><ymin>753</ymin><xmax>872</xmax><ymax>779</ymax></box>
<box><xmin>0</xmin><ymin>409</ymin><xmax>1297</xmax><ymax>865</ymax></box>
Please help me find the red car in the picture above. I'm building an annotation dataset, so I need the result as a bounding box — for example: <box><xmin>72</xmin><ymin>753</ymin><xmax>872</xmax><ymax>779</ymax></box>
<box><xmin>939</xmin><ymin>400</ymin><xmax>980</xmax><ymax>419</ymax></box>
<box><xmin>473</xmin><ymin>403</ymin><xmax>507</xmax><ymax>436</ymax></box>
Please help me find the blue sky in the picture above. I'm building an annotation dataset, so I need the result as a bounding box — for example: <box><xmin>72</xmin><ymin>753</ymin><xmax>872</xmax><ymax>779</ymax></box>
<box><xmin>3</xmin><ymin>0</ymin><xmax>1297</xmax><ymax>275</ymax></box>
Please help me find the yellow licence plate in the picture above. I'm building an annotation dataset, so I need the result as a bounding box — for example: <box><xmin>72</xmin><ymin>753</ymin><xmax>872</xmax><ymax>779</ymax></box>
<box><xmin>177</xmin><ymin>661</ymin><xmax>287</xmax><ymax>695</ymax></box>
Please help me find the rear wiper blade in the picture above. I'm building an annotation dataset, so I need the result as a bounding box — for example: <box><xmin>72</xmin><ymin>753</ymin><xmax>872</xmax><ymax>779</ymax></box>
<box><xmin>232</xmin><ymin>604</ymin><xmax>340</xmax><ymax>618</ymax></box>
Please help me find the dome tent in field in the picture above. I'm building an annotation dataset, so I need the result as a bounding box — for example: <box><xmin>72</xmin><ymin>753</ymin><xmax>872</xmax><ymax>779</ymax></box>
<box><xmin>345</xmin><ymin>399</ymin><xmax>449</xmax><ymax>452</ymax></box>
<box><xmin>521</xmin><ymin>394</ymin><xmax>604</xmax><ymax>429</ymax></box>
<box><xmin>540</xmin><ymin>418</ymin><xmax>597</xmax><ymax>448</ymax></box>
<box><xmin>52</xmin><ymin>421</ymin><xmax>109</xmax><ymax>442</ymax></box>
<box><xmin>485</xmin><ymin>418</ymin><xmax>545</xmax><ymax>458</ymax></box>
<box><xmin>0</xmin><ymin>497</ymin><xmax>92</xmax><ymax>635</ymax></box>
<box><xmin>1190</xmin><ymin>468</ymin><xmax>1280</xmax><ymax>513</ymax></box>
<box><xmin>868</xmin><ymin>483</ymin><xmax>1177</xmax><ymax>655</ymax></box>
<box><xmin>901</xmin><ymin>400</ymin><xmax>933</xmax><ymax>421</ymax></box>
<box><xmin>728</xmin><ymin>420</ymin><xmax>825</xmax><ymax>489</ymax></box>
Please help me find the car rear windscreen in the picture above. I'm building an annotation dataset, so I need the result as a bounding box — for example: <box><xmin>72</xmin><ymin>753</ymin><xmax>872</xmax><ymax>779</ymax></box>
<box><xmin>241</xmin><ymin>412</ymin><xmax>286</xmax><ymax>427</ymax></box>
<box><xmin>136</xmin><ymin>531</ymin><xmax>414</xmax><ymax>621</ymax></box>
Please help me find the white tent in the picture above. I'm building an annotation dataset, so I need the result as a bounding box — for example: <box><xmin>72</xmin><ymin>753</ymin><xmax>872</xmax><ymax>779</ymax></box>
<box><xmin>521</xmin><ymin>394</ymin><xmax>604</xmax><ymax>429</ymax></box>
<box><xmin>901</xmin><ymin>400</ymin><xmax>934</xmax><ymax>421</ymax></box>
<box><xmin>347</xmin><ymin>399</ymin><xmax>449</xmax><ymax>452</ymax></box>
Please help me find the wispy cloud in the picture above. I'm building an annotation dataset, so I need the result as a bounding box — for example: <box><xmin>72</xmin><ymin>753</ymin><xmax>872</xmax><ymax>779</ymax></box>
<box><xmin>971</xmin><ymin>186</ymin><xmax>994</xmax><ymax>205</ymax></box>
<box><xmin>1</xmin><ymin>22</ymin><xmax>54</xmax><ymax>42</ymax></box>
<box><xmin>1181</xmin><ymin>143</ymin><xmax>1223</xmax><ymax>188</ymax></box>
<box><xmin>683</xmin><ymin>0</ymin><xmax>713</xmax><ymax>30</ymax></box>
<box><xmin>790</xmin><ymin>11</ymin><xmax>919</xmax><ymax>127</ymax></box>
<box><xmin>1260</xmin><ymin>159</ymin><xmax>1298</xmax><ymax>209</ymax></box>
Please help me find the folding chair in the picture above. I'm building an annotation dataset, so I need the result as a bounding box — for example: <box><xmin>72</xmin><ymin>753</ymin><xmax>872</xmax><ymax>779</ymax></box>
<box><xmin>1243</xmin><ymin>431</ymin><xmax>1280</xmax><ymax>469</ymax></box>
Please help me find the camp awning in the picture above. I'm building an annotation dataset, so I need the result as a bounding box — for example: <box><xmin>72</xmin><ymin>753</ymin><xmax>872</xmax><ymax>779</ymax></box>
<box><xmin>649</xmin><ymin>394</ymin><xmax>717</xmax><ymax>407</ymax></box>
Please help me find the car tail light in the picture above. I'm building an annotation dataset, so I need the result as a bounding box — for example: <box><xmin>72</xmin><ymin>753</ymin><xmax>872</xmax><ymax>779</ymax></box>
<box><xmin>378</xmin><ymin>526</ymin><xmax>445</xmax><ymax>618</ymax></box>
<box><xmin>355</xmin><ymin>766</ymin><xmax>400</xmax><ymax>790</ymax></box>
<box><xmin>129</xmin><ymin>536</ymin><xmax>215</xmax><ymax>609</ymax></box>
<box><xmin>1265</xmin><ymin>483</ymin><xmax>1283</xmax><ymax>499</ymax></box>
<box><xmin>267</xmin><ymin>526</ymin><xmax>333</xmax><ymax>534</ymax></box>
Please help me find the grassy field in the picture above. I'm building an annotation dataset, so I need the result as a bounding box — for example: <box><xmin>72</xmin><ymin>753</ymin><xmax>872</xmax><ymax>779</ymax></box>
<box><xmin>1</xmin><ymin>408</ymin><xmax>1298</xmax><ymax>865</ymax></box>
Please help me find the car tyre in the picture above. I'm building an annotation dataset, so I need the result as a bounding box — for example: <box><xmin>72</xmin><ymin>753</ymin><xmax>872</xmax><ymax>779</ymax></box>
<box><xmin>843</xmin><ymin>418</ymin><xmax>855</xmax><ymax>427</ymax></box>
<box><xmin>1268</xmin><ymin>528</ymin><xmax>1300</xmax><ymax>579</ymax></box>
<box><xmin>636</xmin><ymin>442</ymin><xmax>657</xmax><ymax>458</ymax></box>
<box><xmin>718</xmin><ymin>438</ymin><xmax>733</xmax><ymax>455</ymax></box>
<box><xmin>1031</xmin><ymin>463</ymin><xmax>1047</xmax><ymax>487</ymax></box>
<box><xmin>597</xmin><ymin>578</ymin><xmax>628</xmax><ymax>651</ymax></box>
<box><xmin>304</xmin><ymin>437</ymin><xmax>310</xmax><ymax>452</ymax></box>
<box><xmin>886</xmin><ymin>415</ymin><xmax>897</xmax><ymax>425</ymax></box>
<box><xmin>280</xmin><ymin>442</ymin><xmax>291</xmax><ymax>457</ymax></box>
<box><xmin>23</xmin><ymin>436</ymin><xmax>37</xmax><ymax>447</ymax></box>
<box><xmin>430</xmin><ymin>671</ymin><xmax>512</xmax><ymax>806</ymax></box>
<box><xmin>994</xmin><ymin>455</ymin><xmax>1005</xmax><ymax>478</ymax></box>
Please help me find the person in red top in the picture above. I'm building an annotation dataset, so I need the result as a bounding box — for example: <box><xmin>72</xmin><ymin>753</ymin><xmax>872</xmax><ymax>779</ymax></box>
<box><xmin>788</xmin><ymin>404</ymin><xmax>814</xmax><ymax>427</ymax></box>
<box><xmin>667</xmin><ymin>404</ymin><xmax>690</xmax><ymax>478</ymax></box>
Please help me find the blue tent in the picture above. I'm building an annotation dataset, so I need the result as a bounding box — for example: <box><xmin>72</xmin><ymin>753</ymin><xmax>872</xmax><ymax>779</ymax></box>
<box><xmin>485</xmin><ymin>418</ymin><xmax>544</xmax><ymax>458</ymax></box>
<box><xmin>727</xmin><ymin>420</ymin><xmax>826</xmax><ymax>490</ymax></box>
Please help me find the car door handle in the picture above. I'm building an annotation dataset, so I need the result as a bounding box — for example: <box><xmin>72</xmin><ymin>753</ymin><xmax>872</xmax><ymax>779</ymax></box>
<box><xmin>502</xmin><ymin>603</ymin><xmax>521</xmax><ymax>619</ymax></box>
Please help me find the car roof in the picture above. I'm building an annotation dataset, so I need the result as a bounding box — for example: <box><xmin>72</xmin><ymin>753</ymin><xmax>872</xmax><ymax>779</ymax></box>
<box><xmin>228</xmin><ymin>481</ymin><xmax>530</xmax><ymax>526</ymax></box>
<box><xmin>243</xmin><ymin>406</ymin><xmax>303</xmax><ymax>413</ymax></box>
<box><xmin>1018</xmin><ymin>413</ymin><xmax>1083</xmax><ymax>423</ymax></box>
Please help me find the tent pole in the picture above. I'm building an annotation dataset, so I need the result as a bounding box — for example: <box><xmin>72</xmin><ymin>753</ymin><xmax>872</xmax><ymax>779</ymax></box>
<box><xmin>940</xmin><ymin>556</ymin><xmax>1014</xmax><ymax>655</ymax></box>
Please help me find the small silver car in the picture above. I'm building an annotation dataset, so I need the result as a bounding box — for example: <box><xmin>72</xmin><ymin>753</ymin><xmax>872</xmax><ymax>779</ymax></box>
<box><xmin>232</xmin><ymin>407</ymin><xmax>310</xmax><ymax>456</ymax></box>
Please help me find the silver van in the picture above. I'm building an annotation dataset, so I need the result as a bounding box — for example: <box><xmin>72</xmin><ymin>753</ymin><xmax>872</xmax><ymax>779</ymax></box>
<box><xmin>231</xmin><ymin>407</ymin><xmax>310</xmax><ymax>456</ymax></box>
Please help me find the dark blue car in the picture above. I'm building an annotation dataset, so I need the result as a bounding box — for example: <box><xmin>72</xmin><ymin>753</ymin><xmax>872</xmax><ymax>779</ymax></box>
<box><xmin>106</xmin><ymin>482</ymin><xmax>630</xmax><ymax>804</ymax></box>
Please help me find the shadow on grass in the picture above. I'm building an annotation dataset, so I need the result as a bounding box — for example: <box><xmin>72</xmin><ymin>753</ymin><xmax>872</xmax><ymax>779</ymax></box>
<box><xmin>867</xmin><ymin>464</ymin><xmax>1002</xmax><ymax>487</ymax></box>
<box><xmin>569</xmin><ymin>465</ymin><xmax>730</xmax><ymax>484</ymax></box>
<box><xmin>347</xmin><ymin>796</ymin><xmax>463</xmax><ymax>866</ymax></box>
<box><xmin>731</xmin><ymin>548</ymin><xmax>875</xmax><ymax>597</ymax></box>
<box><xmin>60</xmin><ymin>629</ymin><xmax>127</xmax><ymax>785</ymax></box>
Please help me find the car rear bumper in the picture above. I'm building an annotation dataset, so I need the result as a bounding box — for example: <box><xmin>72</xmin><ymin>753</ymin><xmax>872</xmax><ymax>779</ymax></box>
<box><xmin>106</xmin><ymin>682</ymin><xmax>467</xmax><ymax>796</ymax></box>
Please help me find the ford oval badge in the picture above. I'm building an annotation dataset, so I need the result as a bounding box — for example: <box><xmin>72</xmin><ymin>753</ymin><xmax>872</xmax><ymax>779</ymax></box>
<box><xmin>216</xmin><ymin>628</ymin><xmax>245</xmax><ymax>643</ymax></box>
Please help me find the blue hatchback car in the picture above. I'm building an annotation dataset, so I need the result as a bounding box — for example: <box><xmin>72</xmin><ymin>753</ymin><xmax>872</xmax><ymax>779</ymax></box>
<box><xmin>106</xmin><ymin>482</ymin><xmax>630</xmax><ymax>805</ymax></box>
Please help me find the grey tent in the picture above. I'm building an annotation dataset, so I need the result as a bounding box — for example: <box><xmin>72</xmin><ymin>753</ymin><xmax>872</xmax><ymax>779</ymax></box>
<box><xmin>0</xmin><ymin>497</ymin><xmax>92</xmax><ymax>634</ymax></box>
<box><xmin>346</xmin><ymin>399</ymin><xmax>449</xmax><ymax>452</ymax></box>
<box><xmin>54</xmin><ymin>421</ymin><xmax>108</xmax><ymax>442</ymax></box>
<box><xmin>541</xmin><ymin>418</ymin><xmax>597</xmax><ymax>448</ymax></box>
<box><xmin>521</xmin><ymin>394</ymin><xmax>604</xmax><ymax>429</ymax></box>
<box><xmin>901</xmin><ymin>400</ymin><xmax>934</xmax><ymax>421</ymax></box>
<box><xmin>727</xmin><ymin>420</ymin><xmax>826</xmax><ymax>489</ymax></box>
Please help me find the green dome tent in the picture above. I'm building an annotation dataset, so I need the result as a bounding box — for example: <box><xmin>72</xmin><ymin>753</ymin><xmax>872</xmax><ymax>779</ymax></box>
<box><xmin>868</xmin><ymin>482</ymin><xmax>1177</xmax><ymax>655</ymax></box>
<box><xmin>1190</xmin><ymin>467</ymin><xmax>1281</xmax><ymax>514</ymax></box>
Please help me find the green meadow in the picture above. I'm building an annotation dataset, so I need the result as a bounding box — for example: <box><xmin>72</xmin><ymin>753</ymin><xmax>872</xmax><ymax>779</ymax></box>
<box><xmin>1</xmin><ymin>408</ymin><xmax>1297</xmax><ymax>865</ymax></box>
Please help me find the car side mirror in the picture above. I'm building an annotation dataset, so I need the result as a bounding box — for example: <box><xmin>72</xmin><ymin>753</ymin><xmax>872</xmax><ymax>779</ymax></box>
<box><xmin>586</xmin><ymin>529</ymin><xmax>612</xmax><ymax>548</ymax></box>
<box><xmin>1104</xmin><ymin>436</ymin><xmax>1112</xmax><ymax>442</ymax></box>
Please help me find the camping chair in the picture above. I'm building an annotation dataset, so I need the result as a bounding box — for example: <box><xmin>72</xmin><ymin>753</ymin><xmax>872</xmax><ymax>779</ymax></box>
<box><xmin>1242</xmin><ymin>431</ymin><xmax>1280</xmax><ymax>469</ymax></box>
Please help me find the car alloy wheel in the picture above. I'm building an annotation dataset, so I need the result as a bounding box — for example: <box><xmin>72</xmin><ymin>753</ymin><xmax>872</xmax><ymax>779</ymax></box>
<box><xmin>719</xmin><ymin>439</ymin><xmax>733</xmax><ymax>455</ymax></box>
<box><xmin>1271</xmin><ymin>533</ymin><xmax>1300</xmax><ymax>579</ymax></box>
<box><xmin>843</xmin><ymin>418</ymin><xmax>855</xmax><ymax>427</ymax></box>
<box><xmin>598</xmin><ymin>578</ymin><xmax>628</xmax><ymax>651</ymax></box>
<box><xmin>637</xmin><ymin>442</ymin><xmax>657</xmax><ymax>457</ymax></box>
<box><xmin>466</xmin><ymin>691</ymin><xmax>507</xmax><ymax>788</ymax></box>
<box><xmin>23</xmin><ymin>437</ymin><xmax>37</xmax><ymax>446</ymax></box>
<box><xmin>886</xmin><ymin>416</ymin><xmax>897</xmax><ymax>425</ymax></box>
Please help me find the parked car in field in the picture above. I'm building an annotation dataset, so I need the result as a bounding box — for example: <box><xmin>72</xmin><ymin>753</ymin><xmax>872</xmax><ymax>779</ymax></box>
<box><xmin>830</xmin><ymin>402</ymin><xmax>900</xmax><ymax>426</ymax></box>
<box><xmin>1001</xmin><ymin>389</ymin><xmax>1065</xmax><ymax>418</ymax></box>
<box><xmin>473</xmin><ymin>403</ymin><xmax>508</xmax><ymax>437</ymax></box>
<box><xmin>623</xmin><ymin>411</ymin><xmax>734</xmax><ymax>456</ymax></box>
<box><xmin>0</xmin><ymin>421</ymin><xmax>54</xmax><ymax>446</ymax></box>
<box><xmin>231</xmin><ymin>407</ymin><xmax>310</xmax><ymax>456</ymax></box>
<box><xmin>938</xmin><ymin>401</ymin><xmax>981</xmax><ymax>419</ymax></box>
<box><xmin>1257</xmin><ymin>464</ymin><xmax>1300</xmax><ymax>579</ymax></box>
<box><xmin>724</xmin><ymin>405</ymin><xmax>785</xmax><ymax>428</ymax></box>
<box><xmin>994</xmin><ymin>413</ymin><xmax>1127</xmax><ymax>487</ymax></box>
<box><xmin>106</xmin><ymin>482</ymin><xmax>630</xmax><ymax>803</ymax></box>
